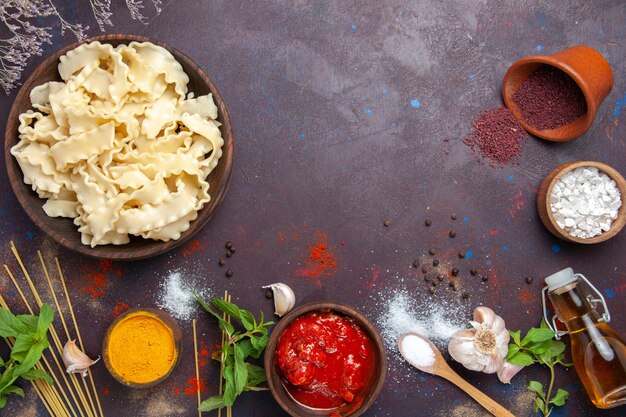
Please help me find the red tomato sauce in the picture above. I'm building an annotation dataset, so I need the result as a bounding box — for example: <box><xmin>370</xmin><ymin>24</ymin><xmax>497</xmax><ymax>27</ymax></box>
<box><xmin>276</xmin><ymin>311</ymin><xmax>375</xmax><ymax>411</ymax></box>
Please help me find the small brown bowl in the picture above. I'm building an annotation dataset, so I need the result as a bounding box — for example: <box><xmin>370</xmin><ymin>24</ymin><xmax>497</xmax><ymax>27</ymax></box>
<box><xmin>502</xmin><ymin>45</ymin><xmax>613</xmax><ymax>141</ymax></box>
<box><xmin>102</xmin><ymin>307</ymin><xmax>182</xmax><ymax>388</ymax></box>
<box><xmin>264</xmin><ymin>301</ymin><xmax>387</xmax><ymax>417</ymax></box>
<box><xmin>537</xmin><ymin>161</ymin><xmax>626</xmax><ymax>244</ymax></box>
<box><xmin>4</xmin><ymin>34</ymin><xmax>234</xmax><ymax>260</ymax></box>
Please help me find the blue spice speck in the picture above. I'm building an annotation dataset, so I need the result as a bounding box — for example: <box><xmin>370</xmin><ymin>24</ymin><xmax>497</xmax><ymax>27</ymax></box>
<box><xmin>551</xmin><ymin>244</ymin><xmax>561</xmax><ymax>254</ymax></box>
<box><xmin>535</xmin><ymin>45</ymin><xmax>543</xmax><ymax>52</ymax></box>
<box><xmin>382</xmin><ymin>88</ymin><xmax>388</xmax><ymax>94</ymax></box>
<box><xmin>410</xmin><ymin>99</ymin><xmax>421</xmax><ymax>108</ymax></box>
<box><xmin>351</xmin><ymin>24</ymin><xmax>357</xmax><ymax>31</ymax></box>
<box><xmin>364</xmin><ymin>107</ymin><xmax>372</xmax><ymax>115</ymax></box>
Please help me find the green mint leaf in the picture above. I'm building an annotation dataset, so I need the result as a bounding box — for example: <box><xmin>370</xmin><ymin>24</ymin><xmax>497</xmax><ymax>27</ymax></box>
<box><xmin>237</xmin><ymin>339</ymin><xmax>255</xmax><ymax>360</ymax></box>
<box><xmin>0</xmin><ymin>394</ymin><xmax>6</xmax><ymax>409</ymax></box>
<box><xmin>9</xmin><ymin>334</ymin><xmax>35</xmax><ymax>362</ymax></box>
<box><xmin>13</xmin><ymin>338</ymin><xmax>48</xmax><ymax>377</ymax></box>
<box><xmin>507</xmin><ymin>344</ymin><xmax>520</xmax><ymax>359</ymax></box>
<box><xmin>527</xmin><ymin>380</ymin><xmax>545</xmax><ymax>397</ymax></box>
<box><xmin>233</xmin><ymin>345</ymin><xmax>248</xmax><ymax>395</ymax></box>
<box><xmin>223</xmin><ymin>365</ymin><xmax>236</xmax><ymax>406</ymax></box>
<box><xmin>245</xmin><ymin>363</ymin><xmax>267</xmax><ymax>387</ymax></box>
<box><xmin>2</xmin><ymin>385</ymin><xmax>24</xmax><ymax>398</ymax></box>
<box><xmin>0</xmin><ymin>308</ymin><xmax>27</xmax><ymax>338</ymax></box>
<box><xmin>198</xmin><ymin>395</ymin><xmax>226</xmax><ymax>411</ymax></box>
<box><xmin>0</xmin><ymin>368</ymin><xmax>19</xmax><ymax>394</ymax></box>
<box><xmin>533</xmin><ymin>397</ymin><xmax>545</xmax><ymax>414</ymax></box>
<box><xmin>20</xmin><ymin>368</ymin><xmax>53</xmax><ymax>385</ymax></box>
<box><xmin>16</xmin><ymin>315</ymin><xmax>38</xmax><ymax>333</ymax></box>
<box><xmin>540</xmin><ymin>318</ymin><xmax>549</xmax><ymax>329</ymax></box>
<box><xmin>35</xmin><ymin>304</ymin><xmax>54</xmax><ymax>340</ymax></box>
<box><xmin>509</xmin><ymin>330</ymin><xmax>521</xmax><ymax>345</ymax></box>
<box><xmin>508</xmin><ymin>351</ymin><xmax>535</xmax><ymax>366</ymax></box>
<box><xmin>239</xmin><ymin>310</ymin><xmax>255</xmax><ymax>331</ymax></box>
<box><xmin>549</xmin><ymin>388</ymin><xmax>569</xmax><ymax>406</ymax></box>
<box><xmin>193</xmin><ymin>292</ymin><xmax>235</xmax><ymax>336</ymax></box>
<box><xmin>531</xmin><ymin>340</ymin><xmax>552</xmax><ymax>355</ymax></box>
<box><xmin>522</xmin><ymin>328</ymin><xmax>555</xmax><ymax>345</ymax></box>
<box><xmin>211</xmin><ymin>298</ymin><xmax>242</xmax><ymax>322</ymax></box>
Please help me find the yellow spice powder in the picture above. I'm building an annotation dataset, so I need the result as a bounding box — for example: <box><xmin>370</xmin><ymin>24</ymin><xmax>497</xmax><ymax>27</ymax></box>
<box><xmin>107</xmin><ymin>312</ymin><xmax>177</xmax><ymax>384</ymax></box>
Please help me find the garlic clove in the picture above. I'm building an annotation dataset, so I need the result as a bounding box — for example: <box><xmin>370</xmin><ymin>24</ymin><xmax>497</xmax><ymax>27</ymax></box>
<box><xmin>497</xmin><ymin>361</ymin><xmax>525</xmax><ymax>384</ymax></box>
<box><xmin>262</xmin><ymin>283</ymin><xmax>295</xmax><ymax>317</ymax></box>
<box><xmin>62</xmin><ymin>339</ymin><xmax>100</xmax><ymax>377</ymax></box>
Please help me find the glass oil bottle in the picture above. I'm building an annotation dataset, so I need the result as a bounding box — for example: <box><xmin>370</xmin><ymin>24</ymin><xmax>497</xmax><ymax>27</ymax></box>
<box><xmin>542</xmin><ymin>268</ymin><xmax>626</xmax><ymax>409</ymax></box>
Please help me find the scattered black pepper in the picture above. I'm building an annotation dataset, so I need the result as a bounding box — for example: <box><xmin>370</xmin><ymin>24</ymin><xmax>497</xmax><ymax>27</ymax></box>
<box><xmin>525</xmin><ymin>276</ymin><xmax>533</xmax><ymax>284</ymax></box>
<box><xmin>265</xmin><ymin>289</ymin><xmax>273</xmax><ymax>299</ymax></box>
<box><xmin>470</xmin><ymin>268</ymin><xmax>478</xmax><ymax>276</ymax></box>
<box><xmin>218</xmin><ymin>258</ymin><xmax>225</xmax><ymax>266</ymax></box>
<box><xmin>429</xmin><ymin>287</ymin><xmax>436</xmax><ymax>295</ymax></box>
<box><xmin>481</xmin><ymin>275</ymin><xmax>489</xmax><ymax>282</ymax></box>
<box><xmin>449</xmin><ymin>230</ymin><xmax>456</xmax><ymax>238</ymax></box>
<box><xmin>462</xmin><ymin>291</ymin><xmax>469</xmax><ymax>299</ymax></box>
<box><xmin>225</xmin><ymin>270</ymin><xmax>233</xmax><ymax>278</ymax></box>
<box><xmin>436</xmin><ymin>274</ymin><xmax>445</xmax><ymax>282</ymax></box>
<box><xmin>225</xmin><ymin>241</ymin><xmax>232</xmax><ymax>249</ymax></box>
<box><xmin>424</xmin><ymin>275</ymin><xmax>432</xmax><ymax>282</ymax></box>
<box><xmin>429</xmin><ymin>248</ymin><xmax>437</xmax><ymax>256</ymax></box>
<box><xmin>432</xmin><ymin>259</ymin><xmax>440</xmax><ymax>267</ymax></box>
<box><xmin>431</xmin><ymin>279</ymin><xmax>439</xmax><ymax>287</ymax></box>
<box><xmin>228</xmin><ymin>247</ymin><xmax>236</xmax><ymax>254</ymax></box>
<box><xmin>413</xmin><ymin>260</ymin><xmax>420</xmax><ymax>268</ymax></box>
<box><xmin>451</xmin><ymin>213</ymin><xmax>457</xmax><ymax>220</ymax></box>
<box><xmin>451</xmin><ymin>268</ymin><xmax>459</xmax><ymax>277</ymax></box>
<box><xmin>458</xmin><ymin>251</ymin><xmax>466</xmax><ymax>259</ymax></box>
<box><xmin>383</xmin><ymin>219</ymin><xmax>391</xmax><ymax>227</ymax></box>
<box><xmin>225</xmin><ymin>252</ymin><xmax>232</xmax><ymax>258</ymax></box>
<box><xmin>425</xmin><ymin>219</ymin><xmax>432</xmax><ymax>227</ymax></box>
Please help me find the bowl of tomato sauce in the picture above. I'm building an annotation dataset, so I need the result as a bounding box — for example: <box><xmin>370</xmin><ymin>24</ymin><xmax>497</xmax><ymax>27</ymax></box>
<box><xmin>264</xmin><ymin>302</ymin><xmax>387</xmax><ymax>417</ymax></box>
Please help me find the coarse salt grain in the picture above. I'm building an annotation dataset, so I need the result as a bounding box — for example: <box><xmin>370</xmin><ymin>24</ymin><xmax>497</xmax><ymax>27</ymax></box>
<box><xmin>401</xmin><ymin>334</ymin><xmax>435</xmax><ymax>368</ymax></box>
<box><xmin>157</xmin><ymin>271</ymin><xmax>208</xmax><ymax>321</ymax></box>
<box><xmin>550</xmin><ymin>167</ymin><xmax>622</xmax><ymax>239</ymax></box>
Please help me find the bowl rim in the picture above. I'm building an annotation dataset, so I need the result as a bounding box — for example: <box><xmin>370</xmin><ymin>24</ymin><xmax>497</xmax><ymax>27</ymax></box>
<box><xmin>538</xmin><ymin>161</ymin><xmax>626</xmax><ymax>244</ymax></box>
<box><xmin>102</xmin><ymin>307</ymin><xmax>182</xmax><ymax>388</ymax></box>
<box><xmin>264</xmin><ymin>301</ymin><xmax>388</xmax><ymax>417</ymax></box>
<box><xmin>502</xmin><ymin>55</ymin><xmax>594</xmax><ymax>142</ymax></box>
<box><xmin>4</xmin><ymin>33</ymin><xmax>234</xmax><ymax>260</ymax></box>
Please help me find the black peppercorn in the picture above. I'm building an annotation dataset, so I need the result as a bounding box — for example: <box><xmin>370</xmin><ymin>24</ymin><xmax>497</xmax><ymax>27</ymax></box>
<box><xmin>429</xmin><ymin>248</ymin><xmax>437</xmax><ymax>256</ymax></box>
<box><xmin>265</xmin><ymin>289</ymin><xmax>273</xmax><ymax>299</ymax></box>
<box><xmin>481</xmin><ymin>275</ymin><xmax>489</xmax><ymax>282</ymax></box>
<box><xmin>429</xmin><ymin>287</ymin><xmax>436</xmax><ymax>295</ymax></box>
<box><xmin>425</xmin><ymin>219</ymin><xmax>432</xmax><ymax>226</ymax></box>
<box><xmin>383</xmin><ymin>219</ymin><xmax>391</xmax><ymax>227</ymax></box>
<box><xmin>437</xmin><ymin>274</ymin><xmax>445</xmax><ymax>282</ymax></box>
<box><xmin>461</xmin><ymin>291</ymin><xmax>469</xmax><ymax>299</ymax></box>
<box><xmin>413</xmin><ymin>260</ymin><xmax>420</xmax><ymax>268</ymax></box>
<box><xmin>525</xmin><ymin>276</ymin><xmax>533</xmax><ymax>284</ymax></box>
<box><xmin>225</xmin><ymin>270</ymin><xmax>233</xmax><ymax>278</ymax></box>
<box><xmin>449</xmin><ymin>230</ymin><xmax>456</xmax><ymax>238</ymax></box>
<box><xmin>458</xmin><ymin>251</ymin><xmax>466</xmax><ymax>259</ymax></box>
<box><xmin>225</xmin><ymin>241</ymin><xmax>232</xmax><ymax>249</ymax></box>
<box><xmin>225</xmin><ymin>252</ymin><xmax>232</xmax><ymax>258</ymax></box>
<box><xmin>470</xmin><ymin>268</ymin><xmax>478</xmax><ymax>276</ymax></box>
<box><xmin>451</xmin><ymin>213</ymin><xmax>457</xmax><ymax>220</ymax></box>
<box><xmin>421</xmin><ymin>265</ymin><xmax>428</xmax><ymax>273</ymax></box>
<box><xmin>433</xmin><ymin>259</ymin><xmax>440</xmax><ymax>267</ymax></box>
<box><xmin>218</xmin><ymin>258</ymin><xmax>225</xmax><ymax>266</ymax></box>
<box><xmin>451</xmin><ymin>268</ymin><xmax>459</xmax><ymax>277</ymax></box>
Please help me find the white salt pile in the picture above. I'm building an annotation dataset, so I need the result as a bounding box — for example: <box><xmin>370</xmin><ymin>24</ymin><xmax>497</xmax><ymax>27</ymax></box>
<box><xmin>400</xmin><ymin>334</ymin><xmax>435</xmax><ymax>368</ymax></box>
<box><xmin>156</xmin><ymin>271</ymin><xmax>209</xmax><ymax>321</ymax></box>
<box><xmin>550</xmin><ymin>166</ymin><xmax>622</xmax><ymax>239</ymax></box>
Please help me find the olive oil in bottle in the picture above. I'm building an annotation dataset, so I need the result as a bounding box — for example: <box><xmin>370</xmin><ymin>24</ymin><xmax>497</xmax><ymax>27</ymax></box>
<box><xmin>544</xmin><ymin>268</ymin><xmax>626</xmax><ymax>409</ymax></box>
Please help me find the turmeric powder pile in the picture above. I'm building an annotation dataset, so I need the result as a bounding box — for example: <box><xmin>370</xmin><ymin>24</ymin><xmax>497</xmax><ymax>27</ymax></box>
<box><xmin>106</xmin><ymin>311</ymin><xmax>177</xmax><ymax>384</ymax></box>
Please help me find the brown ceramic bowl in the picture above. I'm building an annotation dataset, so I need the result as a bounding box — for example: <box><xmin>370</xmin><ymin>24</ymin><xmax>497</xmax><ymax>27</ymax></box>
<box><xmin>4</xmin><ymin>34</ymin><xmax>234</xmax><ymax>260</ymax></box>
<box><xmin>102</xmin><ymin>307</ymin><xmax>182</xmax><ymax>388</ymax></box>
<box><xmin>537</xmin><ymin>161</ymin><xmax>626</xmax><ymax>244</ymax></box>
<box><xmin>264</xmin><ymin>301</ymin><xmax>387</xmax><ymax>417</ymax></box>
<box><xmin>502</xmin><ymin>45</ymin><xmax>613</xmax><ymax>141</ymax></box>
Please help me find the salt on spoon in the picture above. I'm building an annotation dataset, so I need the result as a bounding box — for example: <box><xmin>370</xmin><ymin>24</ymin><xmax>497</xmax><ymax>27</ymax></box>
<box><xmin>398</xmin><ymin>332</ymin><xmax>516</xmax><ymax>417</ymax></box>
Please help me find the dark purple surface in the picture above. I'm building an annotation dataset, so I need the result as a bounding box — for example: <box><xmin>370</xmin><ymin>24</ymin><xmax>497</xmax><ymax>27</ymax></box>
<box><xmin>1</xmin><ymin>1</ymin><xmax>625</xmax><ymax>416</ymax></box>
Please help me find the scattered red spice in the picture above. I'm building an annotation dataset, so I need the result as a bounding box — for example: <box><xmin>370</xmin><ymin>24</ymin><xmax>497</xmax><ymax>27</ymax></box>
<box><xmin>198</xmin><ymin>341</ymin><xmax>211</xmax><ymax>368</ymax></box>
<box><xmin>182</xmin><ymin>239</ymin><xmax>204</xmax><ymax>256</ymax></box>
<box><xmin>80</xmin><ymin>260</ymin><xmax>124</xmax><ymax>299</ymax></box>
<box><xmin>518</xmin><ymin>288</ymin><xmax>536</xmax><ymax>303</ymax></box>
<box><xmin>184</xmin><ymin>377</ymin><xmax>207</xmax><ymax>396</ymax></box>
<box><xmin>297</xmin><ymin>233</ymin><xmax>338</xmax><ymax>279</ymax></box>
<box><xmin>112</xmin><ymin>301</ymin><xmax>130</xmax><ymax>318</ymax></box>
<box><xmin>365</xmin><ymin>266</ymin><xmax>381</xmax><ymax>291</ymax></box>
<box><xmin>102</xmin><ymin>386</ymin><xmax>110</xmax><ymax>396</ymax></box>
<box><xmin>463</xmin><ymin>106</ymin><xmax>527</xmax><ymax>166</ymax></box>
<box><xmin>173</xmin><ymin>387</ymin><xmax>180</xmax><ymax>395</ymax></box>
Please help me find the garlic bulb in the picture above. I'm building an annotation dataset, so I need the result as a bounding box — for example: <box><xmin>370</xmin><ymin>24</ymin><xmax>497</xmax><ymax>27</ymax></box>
<box><xmin>448</xmin><ymin>306</ymin><xmax>510</xmax><ymax>374</ymax></box>
<box><xmin>262</xmin><ymin>283</ymin><xmax>295</xmax><ymax>317</ymax></box>
<box><xmin>62</xmin><ymin>340</ymin><xmax>100</xmax><ymax>377</ymax></box>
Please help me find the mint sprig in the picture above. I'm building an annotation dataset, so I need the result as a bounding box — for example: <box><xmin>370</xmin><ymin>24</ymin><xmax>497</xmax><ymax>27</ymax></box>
<box><xmin>0</xmin><ymin>304</ymin><xmax>55</xmax><ymax>408</ymax></box>
<box><xmin>507</xmin><ymin>319</ymin><xmax>572</xmax><ymax>417</ymax></box>
<box><xmin>192</xmin><ymin>292</ymin><xmax>273</xmax><ymax>411</ymax></box>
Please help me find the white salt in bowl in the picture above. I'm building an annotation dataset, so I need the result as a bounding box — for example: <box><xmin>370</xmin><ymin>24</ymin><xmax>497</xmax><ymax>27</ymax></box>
<box><xmin>537</xmin><ymin>161</ymin><xmax>626</xmax><ymax>244</ymax></box>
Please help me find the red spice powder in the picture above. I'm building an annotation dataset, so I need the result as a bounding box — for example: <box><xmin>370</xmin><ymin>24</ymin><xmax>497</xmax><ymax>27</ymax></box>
<box><xmin>80</xmin><ymin>260</ymin><xmax>124</xmax><ymax>299</ymax></box>
<box><xmin>198</xmin><ymin>341</ymin><xmax>211</xmax><ymax>368</ymax></box>
<box><xmin>298</xmin><ymin>233</ymin><xmax>338</xmax><ymax>279</ymax></box>
<box><xmin>463</xmin><ymin>106</ymin><xmax>527</xmax><ymax>166</ymax></box>
<box><xmin>102</xmin><ymin>386</ymin><xmax>110</xmax><ymax>396</ymax></box>
<box><xmin>112</xmin><ymin>301</ymin><xmax>130</xmax><ymax>318</ymax></box>
<box><xmin>173</xmin><ymin>387</ymin><xmax>180</xmax><ymax>395</ymax></box>
<box><xmin>184</xmin><ymin>377</ymin><xmax>207</xmax><ymax>395</ymax></box>
<box><xmin>182</xmin><ymin>239</ymin><xmax>204</xmax><ymax>257</ymax></box>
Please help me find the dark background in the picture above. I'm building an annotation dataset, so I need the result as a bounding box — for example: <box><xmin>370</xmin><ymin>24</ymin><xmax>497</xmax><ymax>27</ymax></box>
<box><xmin>0</xmin><ymin>1</ymin><xmax>624</xmax><ymax>416</ymax></box>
